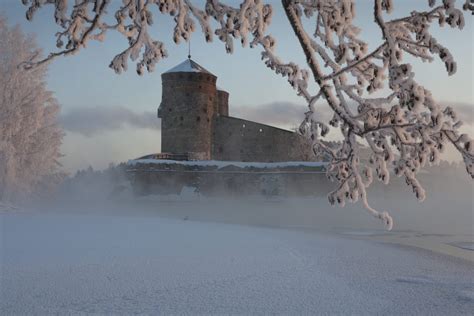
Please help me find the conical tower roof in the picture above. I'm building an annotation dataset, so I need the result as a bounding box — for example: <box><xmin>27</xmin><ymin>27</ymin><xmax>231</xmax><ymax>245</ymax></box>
<box><xmin>164</xmin><ymin>58</ymin><xmax>214</xmax><ymax>75</ymax></box>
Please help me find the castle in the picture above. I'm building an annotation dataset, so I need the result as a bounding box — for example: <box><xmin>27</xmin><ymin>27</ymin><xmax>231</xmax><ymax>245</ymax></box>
<box><xmin>157</xmin><ymin>58</ymin><xmax>314</xmax><ymax>162</ymax></box>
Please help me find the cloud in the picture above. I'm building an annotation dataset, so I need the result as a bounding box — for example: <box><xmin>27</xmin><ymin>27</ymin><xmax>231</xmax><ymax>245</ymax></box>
<box><xmin>232</xmin><ymin>101</ymin><xmax>334</xmax><ymax>130</ymax></box>
<box><xmin>60</xmin><ymin>106</ymin><xmax>160</xmax><ymax>137</ymax></box>
<box><xmin>59</xmin><ymin>101</ymin><xmax>472</xmax><ymax>138</ymax></box>
<box><xmin>232</xmin><ymin>101</ymin><xmax>307</xmax><ymax>129</ymax></box>
<box><xmin>232</xmin><ymin>101</ymin><xmax>473</xmax><ymax>132</ymax></box>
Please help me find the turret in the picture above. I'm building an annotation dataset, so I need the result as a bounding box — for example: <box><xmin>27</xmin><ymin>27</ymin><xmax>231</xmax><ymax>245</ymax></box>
<box><xmin>217</xmin><ymin>89</ymin><xmax>229</xmax><ymax>116</ymax></box>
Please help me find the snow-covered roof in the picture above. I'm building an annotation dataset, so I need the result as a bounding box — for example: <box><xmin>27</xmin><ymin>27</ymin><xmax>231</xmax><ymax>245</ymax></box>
<box><xmin>127</xmin><ymin>159</ymin><xmax>327</xmax><ymax>170</ymax></box>
<box><xmin>164</xmin><ymin>58</ymin><xmax>214</xmax><ymax>75</ymax></box>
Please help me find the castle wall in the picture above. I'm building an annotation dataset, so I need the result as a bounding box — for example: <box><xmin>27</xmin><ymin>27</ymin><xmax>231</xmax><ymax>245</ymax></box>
<box><xmin>212</xmin><ymin>116</ymin><xmax>313</xmax><ymax>162</ymax></box>
<box><xmin>159</xmin><ymin>72</ymin><xmax>217</xmax><ymax>159</ymax></box>
<box><xmin>127</xmin><ymin>161</ymin><xmax>328</xmax><ymax>197</ymax></box>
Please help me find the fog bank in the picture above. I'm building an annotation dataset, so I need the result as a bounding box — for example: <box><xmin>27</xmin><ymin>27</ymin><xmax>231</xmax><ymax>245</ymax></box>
<box><xmin>31</xmin><ymin>164</ymin><xmax>474</xmax><ymax>236</ymax></box>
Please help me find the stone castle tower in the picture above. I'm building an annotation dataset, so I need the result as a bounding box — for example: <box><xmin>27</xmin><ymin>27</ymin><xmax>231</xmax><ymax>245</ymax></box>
<box><xmin>158</xmin><ymin>58</ymin><xmax>229</xmax><ymax>160</ymax></box>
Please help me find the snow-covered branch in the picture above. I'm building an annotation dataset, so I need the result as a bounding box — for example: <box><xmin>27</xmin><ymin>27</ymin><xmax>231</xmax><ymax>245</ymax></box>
<box><xmin>282</xmin><ymin>0</ymin><xmax>472</xmax><ymax>229</ymax></box>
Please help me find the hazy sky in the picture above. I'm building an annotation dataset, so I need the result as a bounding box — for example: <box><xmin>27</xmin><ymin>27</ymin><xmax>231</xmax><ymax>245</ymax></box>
<box><xmin>1</xmin><ymin>0</ymin><xmax>472</xmax><ymax>172</ymax></box>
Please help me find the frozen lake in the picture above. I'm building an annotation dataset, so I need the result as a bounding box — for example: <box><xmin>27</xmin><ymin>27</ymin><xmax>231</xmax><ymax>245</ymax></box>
<box><xmin>1</xmin><ymin>212</ymin><xmax>473</xmax><ymax>315</ymax></box>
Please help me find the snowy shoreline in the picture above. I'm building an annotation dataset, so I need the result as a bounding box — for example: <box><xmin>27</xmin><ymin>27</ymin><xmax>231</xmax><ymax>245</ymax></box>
<box><xmin>1</xmin><ymin>211</ymin><xmax>473</xmax><ymax>314</ymax></box>
<box><xmin>7</xmin><ymin>199</ymin><xmax>474</xmax><ymax>264</ymax></box>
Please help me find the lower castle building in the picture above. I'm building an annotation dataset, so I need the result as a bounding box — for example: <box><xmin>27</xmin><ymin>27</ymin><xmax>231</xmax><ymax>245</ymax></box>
<box><xmin>157</xmin><ymin>58</ymin><xmax>314</xmax><ymax>162</ymax></box>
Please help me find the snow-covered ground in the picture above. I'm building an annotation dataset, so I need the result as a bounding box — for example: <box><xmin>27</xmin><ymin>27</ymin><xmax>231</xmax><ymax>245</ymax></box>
<box><xmin>1</xmin><ymin>211</ymin><xmax>473</xmax><ymax>315</ymax></box>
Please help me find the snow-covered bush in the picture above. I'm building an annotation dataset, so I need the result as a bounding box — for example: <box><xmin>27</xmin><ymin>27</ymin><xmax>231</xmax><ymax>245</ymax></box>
<box><xmin>20</xmin><ymin>0</ymin><xmax>473</xmax><ymax>229</ymax></box>
<box><xmin>0</xmin><ymin>15</ymin><xmax>64</xmax><ymax>203</ymax></box>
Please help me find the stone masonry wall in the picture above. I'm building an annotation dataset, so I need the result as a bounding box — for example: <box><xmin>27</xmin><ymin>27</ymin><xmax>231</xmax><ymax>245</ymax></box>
<box><xmin>212</xmin><ymin>116</ymin><xmax>314</xmax><ymax>162</ymax></box>
<box><xmin>159</xmin><ymin>72</ymin><xmax>217</xmax><ymax>159</ymax></box>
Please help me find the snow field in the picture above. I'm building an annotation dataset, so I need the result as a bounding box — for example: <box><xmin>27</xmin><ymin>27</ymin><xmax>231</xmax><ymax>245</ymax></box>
<box><xmin>1</xmin><ymin>212</ymin><xmax>473</xmax><ymax>315</ymax></box>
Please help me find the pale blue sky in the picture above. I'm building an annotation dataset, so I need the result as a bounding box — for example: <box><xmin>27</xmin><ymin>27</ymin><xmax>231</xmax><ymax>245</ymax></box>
<box><xmin>1</xmin><ymin>1</ymin><xmax>472</xmax><ymax>172</ymax></box>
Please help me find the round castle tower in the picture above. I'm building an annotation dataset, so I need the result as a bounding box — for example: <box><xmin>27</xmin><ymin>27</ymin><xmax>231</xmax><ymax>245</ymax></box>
<box><xmin>158</xmin><ymin>58</ymin><xmax>228</xmax><ymax>160</ymax></box>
